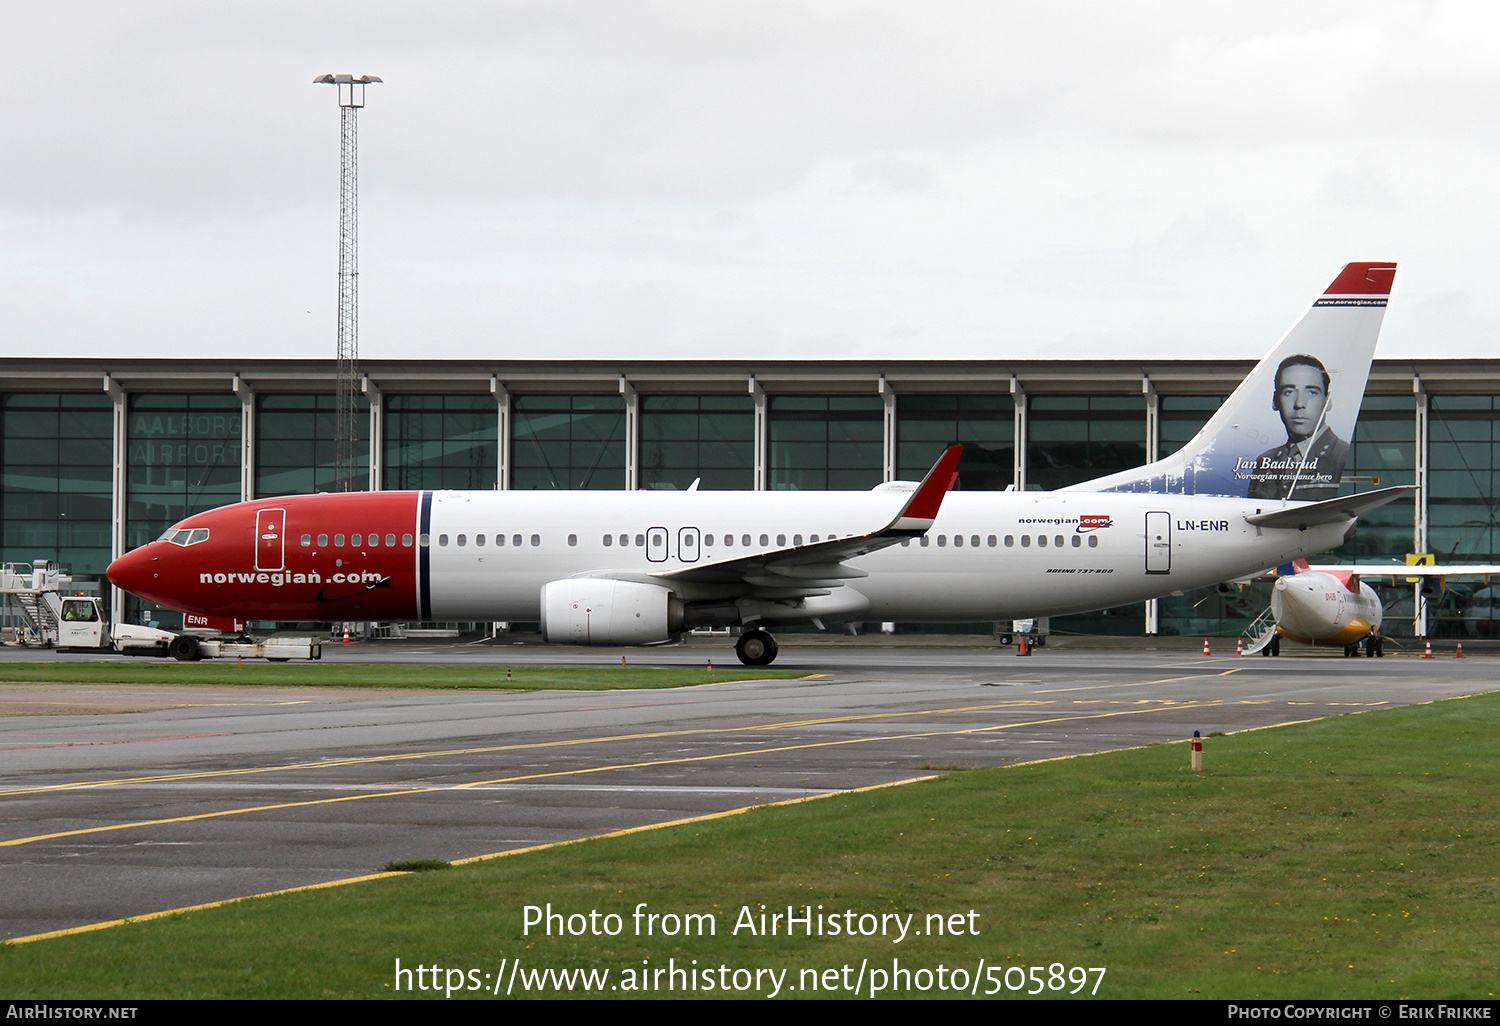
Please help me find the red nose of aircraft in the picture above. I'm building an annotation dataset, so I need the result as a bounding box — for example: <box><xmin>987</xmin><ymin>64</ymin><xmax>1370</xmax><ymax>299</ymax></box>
<box><xmin>106</xmin><ymin>544</ymin><xmax>163</xmax><ymax>604</ymax></box>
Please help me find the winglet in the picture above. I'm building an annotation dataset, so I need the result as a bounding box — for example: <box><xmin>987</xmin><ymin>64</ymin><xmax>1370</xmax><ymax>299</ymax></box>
<box><xmin>888</xmin><ymin>446</ymin><xmax>963</xmax><ymax>532</ymax></box>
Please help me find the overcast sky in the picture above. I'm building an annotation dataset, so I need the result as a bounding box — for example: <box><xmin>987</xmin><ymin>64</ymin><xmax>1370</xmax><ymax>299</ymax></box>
<box><xmin>2</xmin><ymin>1</ymin><xmax>1495</xmax><ymax>364</ymax></box>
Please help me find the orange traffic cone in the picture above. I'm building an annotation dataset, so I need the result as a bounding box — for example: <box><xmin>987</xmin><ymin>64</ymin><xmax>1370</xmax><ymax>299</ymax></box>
<box><xmin>1202</xmin><ymin>638</ymin><xmax>1212</xmax><ymax>656</ymax></box>
<box><xmin>342</xmin><ymin>624</ymin><xmax>351</xmax><ymax>644</ymax></box>
<box><xmin>1423</xmin><ymin>639</ymin><xmax>1433</xmax><ymax>658</ymax></box>
<box><xmin>1455</xmin><ymin>643</ymin><xmax>1464</xmax><ymax>659</ymax></box>
<box><xmin>1236</xmin><ymin>637</ymin><xmax>1245</xmax><ymax>657</ymax></box>
<box><xmin>1017</xmin><ymin>635</ymin><xmax>1030</xmax><ymax>656</ymax></box>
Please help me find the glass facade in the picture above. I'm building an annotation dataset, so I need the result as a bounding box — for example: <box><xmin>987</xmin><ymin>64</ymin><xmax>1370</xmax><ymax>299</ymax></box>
<box><xmin>1331</xmin><ymin>395</ymin><xmax>1417</xmax><ymax>561</ymax></box>
<box><xmin>3</xmin><ymin>364</ymin><xmax>1496</xmax><ymax>640</ymax></box>
<box><xmin>1159</xmin><ymin>395</ymin><xmax>1226</xmax><ymax>458</ymax></box>
<box><xmin>640</xmin><ymin>396</ymin><xmax>753</xmax><ymax>490</ymax></box>
<box><xmin>769</xmin><ymin>396</ymin><xmax>883</xmax><ymax>491</ymax></box>
<box><xmin>1427</xmin><ymin>396</ymin><xmax>1500</xmax><ymax>560</ymax></box>
<box><xmin>1027</xmin><ymin>396</ymin><xmax>1147</xmax><ymax>491</ymax></box>
<box><xmin>126</xmin><ymin>394</ymin><xmax>242</xmax><ymax>551</ymax></box>
<box><xmin>257</xmin><ymin>394</ymin><xmax>369</xmax><ymax>497</ymax></box>
<box><xmin>0</xmin><ymin>393</ymin><xmax>113</xmax><ymax>575</ymax></box>
<box><xmin>384</xmin><ymin>395</ymin><xmax>498</xmax><ymax>491</ymax></box>
<box><xmin>1426</xmin><ymin>396</ymin><xmax>1500</xmax><ymax>638</ymax></box>
<box><xmin>897</xmin><ymin>395</ymin><xmax>1013</xmax><ymax>489</ymax></box>
<box><xmin>512</xmin><ymin>395</ymin><xmax>626</xmax><ymax>490</ymax></box>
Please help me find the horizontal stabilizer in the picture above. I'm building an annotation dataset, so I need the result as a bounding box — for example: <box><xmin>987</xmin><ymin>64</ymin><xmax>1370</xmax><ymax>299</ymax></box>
<box><xmin>1244</xmin><ymin>485</ymin><xmax>1416</xmax><ymax>530</ymax></box>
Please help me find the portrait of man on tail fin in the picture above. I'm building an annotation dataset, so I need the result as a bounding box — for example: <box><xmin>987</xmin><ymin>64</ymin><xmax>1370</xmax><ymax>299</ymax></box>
<box><xmin>1246</xmin><ymin>354</ymin><xmax>1349</xmax><ymax>501</ymax></box>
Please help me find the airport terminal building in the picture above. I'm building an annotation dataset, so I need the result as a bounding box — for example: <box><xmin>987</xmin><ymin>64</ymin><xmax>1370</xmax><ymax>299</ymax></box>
<box><xmin>4</xmin><ymin>356</ymin><xmax>1497</xmax><ymax>639</ymax></box>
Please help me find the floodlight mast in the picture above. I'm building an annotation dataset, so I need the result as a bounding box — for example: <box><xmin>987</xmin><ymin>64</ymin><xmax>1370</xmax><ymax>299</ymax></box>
<box><xmin>314</xmin><ymin>74</ymin><xmax>381</xmax><ymax>493</ymax></box>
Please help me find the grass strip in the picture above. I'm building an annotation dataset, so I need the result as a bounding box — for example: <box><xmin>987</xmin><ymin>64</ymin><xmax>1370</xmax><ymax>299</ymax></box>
<box><xmin>2</xmin><ymin>693</ymin><xmax>1498</xmax><ymax>999</ymax></box>
<box><xmin>0</xmin><ymin>663</ymin><xmax>805</xmax><ymax>690</ymax></box>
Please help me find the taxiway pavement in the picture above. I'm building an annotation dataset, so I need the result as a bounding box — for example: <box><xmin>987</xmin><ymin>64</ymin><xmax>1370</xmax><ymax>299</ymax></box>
<box><xmin>1</xmin><ymin>646</ymin><xmax>1492</xmax><ymax>940</ymax></box>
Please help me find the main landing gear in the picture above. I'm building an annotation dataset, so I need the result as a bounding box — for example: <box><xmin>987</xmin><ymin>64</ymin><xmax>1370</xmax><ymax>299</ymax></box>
<box><xmin>735</xmin><ymin>628</ymin><xmax>779</xmax><ymax>666</ymax></box>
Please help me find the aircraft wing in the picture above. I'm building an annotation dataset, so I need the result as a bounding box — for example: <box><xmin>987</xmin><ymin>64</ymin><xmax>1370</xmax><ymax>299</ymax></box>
<box><xmin>645</xmin><ymin>445</ymin><xmax>963</xmax><ymax>600</ymax></box>
<box><xmin>1309</xmin><ymin>564</ymin><xmax>1500</xmax><ymax>582</ymax></box>
<box><xmin>1244</xmin><ymin>485</ymin><xmax>1417</xmax><ymax>529</ymax></box>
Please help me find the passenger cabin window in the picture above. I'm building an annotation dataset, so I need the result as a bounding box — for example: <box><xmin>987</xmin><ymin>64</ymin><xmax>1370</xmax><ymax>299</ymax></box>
<box><xmin>335</xmin><ymin>534</ymin><xmax>345</xmax><ymax>546</ymax></box>
<box><xmin>531</xmin><ymin>534</ymin><xmax>540</xmax><ymax>547</ymax></box>
<box><xmin>439</xmin><ymin>534</ymin><xmax>449</xmax><ymax>546</ymax></box>
<box><xmin>1021</xmin><ymin>536</ymin><xmax>1030</xmax><ymax>547</ymax></box>
<box><xmin>1088</xmin><ymin>535</ymin><xmax>1098</xmax><ymax>548</ymax></box>
<box><xmin>513</xmin><ymin>534</ymin><xmax>523</xmax><ymax>547</ymax></box>
<box><xmin>301</xmin><ymin>534</ymin><xmax>312</xmax><ymax>547</ymax></box>
<box><xmin>403</xmin><ymin>534</ymin><xmax>413</xmax><ymax>547</ymax></box>
<box><xmin>568</xmin><ymin>534</ymin><xmax>577</xmax><ymax>546</ymax></box>
<box><xmin>352</xmin><ymin>534</ymin><xmax>362</xmax><ymax>546</ymax></box>
<box><xmin>603</xmin><ymin>534</ymin><xmax>613</xmax><ymax>546</ymax></box>
<box><xmin>457</xmin><ymin>535</ymin><xmax>466</xmax><ymax>547</ymax></box>
<box><xmin>496</xmin><ymin>534</ymin><xmax>506</xmax><ymax>546</ymax></box>
<box><xmin>476</xmin><ymin>534</ymin><xmax>485</xmax><ymax>547</ymax></box>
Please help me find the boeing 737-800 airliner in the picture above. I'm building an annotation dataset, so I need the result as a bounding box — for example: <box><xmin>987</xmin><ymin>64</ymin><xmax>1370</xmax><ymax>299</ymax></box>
<box><xmin>108</xmin><ymin>263</ymin><xmax>1407</xmax><ymax>665</ymax></box>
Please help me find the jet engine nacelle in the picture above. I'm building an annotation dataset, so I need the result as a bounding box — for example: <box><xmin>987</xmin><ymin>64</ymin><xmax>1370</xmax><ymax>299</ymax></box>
<box><xmin>539</xmin><ymin>579</ymin><xmax>685</xmax><ymax>646</ymax></box>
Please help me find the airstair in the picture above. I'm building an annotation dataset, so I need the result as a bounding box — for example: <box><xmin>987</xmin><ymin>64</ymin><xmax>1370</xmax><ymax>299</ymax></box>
<box><xmin>1241</xmin><ymin>606</ymin><xmax>1280</xmax><ymax>655</ymax></box>
<box><xmin>0</xmin><ymin>561</ymin><xmax>68</xmax><ymax>646</ymax></box>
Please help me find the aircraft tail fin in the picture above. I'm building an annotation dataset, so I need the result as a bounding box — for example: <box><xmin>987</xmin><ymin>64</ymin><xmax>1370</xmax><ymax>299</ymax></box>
<box><xmin>1066</xmin><ymin>262</ymin><xmax>1396</xmax><ymax>499</ymax></box>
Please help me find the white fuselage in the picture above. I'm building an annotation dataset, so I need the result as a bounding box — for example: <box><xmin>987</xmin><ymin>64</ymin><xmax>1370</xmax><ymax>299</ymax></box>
<box><xmin>1270</xmin><ymin>570</ymin><xmax>1382</xmax><ymax>644</ymax></box>
<box><xmin>424</xmin><ymin>489</ymin><xmax>1351</xmax><ymax>623</ymax></box>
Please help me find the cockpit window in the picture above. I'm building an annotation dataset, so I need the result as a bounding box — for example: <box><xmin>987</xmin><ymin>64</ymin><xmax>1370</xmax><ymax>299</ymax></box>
<box><xmin>158</xmin><ymin>527</ymin><xmax>210</xmax><ymax>547</ymax></box>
